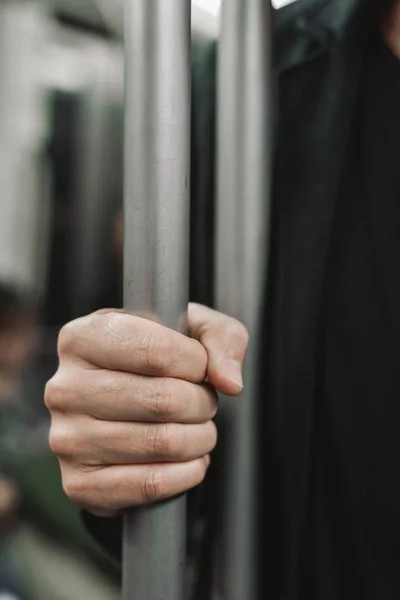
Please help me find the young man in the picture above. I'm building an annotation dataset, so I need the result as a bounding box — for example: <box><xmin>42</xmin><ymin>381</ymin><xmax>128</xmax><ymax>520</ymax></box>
<box><xmin>45</xmin><ymin>0</ymin><xmax>400</xmax><ymax>597</ymax></box>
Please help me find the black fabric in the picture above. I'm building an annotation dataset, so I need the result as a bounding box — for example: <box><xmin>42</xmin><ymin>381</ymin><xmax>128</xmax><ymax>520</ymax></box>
<box><xmin>298</xmin><ymin>38</ymin><xmax>400</xmax><ymax>600</ymax></box>
<box><xmin>82</xmin><ymin>512</ymin><xmax>123</xmax><ymax>564</ymax></box>
<box><xmin>263</xmin><ymin>20</ymin><xmax>374</xmax><ymax>600</ymax></box>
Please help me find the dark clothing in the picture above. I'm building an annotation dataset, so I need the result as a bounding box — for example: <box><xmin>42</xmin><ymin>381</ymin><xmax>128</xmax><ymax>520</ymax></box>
<box><xmin>298</xmin><ymin>38</ymin><xmax>400</xmax><ymax>600</ymax></box>
<box><xmin>85</xmin><ymin>2</ymin><xmax>399</xmax><ymax>599</ymax></box>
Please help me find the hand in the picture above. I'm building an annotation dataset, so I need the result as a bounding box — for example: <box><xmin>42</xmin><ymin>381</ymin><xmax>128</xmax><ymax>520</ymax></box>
<box><xmin>45</xmin><ymin>304</ymin><xmax>248</xmax><ymax>516</ymax></box>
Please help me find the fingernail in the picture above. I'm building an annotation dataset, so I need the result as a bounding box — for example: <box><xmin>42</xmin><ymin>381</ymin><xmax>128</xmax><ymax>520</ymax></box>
<box><xmin>223</xmin><ymin>359</ymin><xmax>243</xmax><ymax>390</ymax></box>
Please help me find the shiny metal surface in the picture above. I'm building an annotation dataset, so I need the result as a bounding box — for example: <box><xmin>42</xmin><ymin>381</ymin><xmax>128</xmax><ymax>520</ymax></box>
<box><xmin>215</xmin><ymin>1</ymin><xmax>273</xmax><ymax>598</ymax></box>
<box><xmin>123</xmin><ymin>1</ymin><xmax>191</xmax><ymax>599</ymax></box>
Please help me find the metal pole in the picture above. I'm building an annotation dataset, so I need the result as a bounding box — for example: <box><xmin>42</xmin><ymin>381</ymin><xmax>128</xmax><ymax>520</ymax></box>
<box><xmin>215</xmin><ymin>1</ymin><xmax>273</xmax><ymax>599</ymax></box>
<box><xmin>123</xmin><ymin>2</ymin><xmax>191</xmax><ymax>600</ymax></box>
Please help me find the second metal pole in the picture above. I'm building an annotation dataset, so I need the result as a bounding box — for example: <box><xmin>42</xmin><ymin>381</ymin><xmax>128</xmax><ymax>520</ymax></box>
<box><xmin>123</xmin><ymin>2</ymin><xmax>191</xmax><ymax>599</ymax></box>
<box><xmin>215</xmin><ymin>0</ymin><xmax>273</xmax><ymax>599</ymax></box>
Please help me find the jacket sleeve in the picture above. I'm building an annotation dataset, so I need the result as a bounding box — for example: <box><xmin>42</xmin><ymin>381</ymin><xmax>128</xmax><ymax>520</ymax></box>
<box><xmin>81</xmin><ymin>38</ymin><xmax>218</xmax><ymax>563</ymax></box>
<box><xmin>82</xmin><ymin>511</ymin><xmax>123</xmax><ymax>563</ymax></box>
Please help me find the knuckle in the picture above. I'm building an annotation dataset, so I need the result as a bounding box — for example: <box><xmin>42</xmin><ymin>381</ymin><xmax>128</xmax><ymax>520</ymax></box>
<box><xmin>58</xmin><ymin>312</ymin><xmax>120</xmax><ymax>359</ymax></box>
<box><xmin>98</xmin><ymin>311</ymin><xmax>121</xmax><ymax>337</ymax></box>
<box><xmin>44</xmin><ymin>375</ymin><xmax>70</xmax><ymax>412</ymax></box>
<box><xmin>151</xmin><ymin>379</ymin><xmax>179</xmax><ymax>418</ymax></box>
<box><xmin>48</xmin><ymin>422</ymin><xmax>75</xmax><ymax>457</ymax></box>
<box><xmin>48</xmin><ymin>426</ymin><xmax>62</xmax><ymax>456</ymax></box>
<box><xmin>138</xmin><ymin>330</ymin><xmax>175</xmax><ymax>374</ymax></box>
<box><xmin>62</xmin><ymin>472</ymin><xmax>88</xmax><ymax>505</ymax></box>
<box><xmin>140</xmin><ymin>470</ymin><xmax>168</xmax><ymax>504</ymax></box>
<box><xmin>146</xmin><ymin>423</ymin><xmax>173</xmax><ymax>457</ymax></box>
<box><xmin>208</xmin><ymin>421</ymin><xmax>218</xmax><ymax>451</ymax></box>
<box><xmin>229</xmin><ymin>321</ymin><xmax>249</xmax><ymax>348</ymax></box>
<box><xmin>136</xmin><ymin>331</ymin><xmax>158</xmax><ymax>371</ymax></box>
<box><xmin>44</xmin><ymin>377</ymin><xmax>60</xmax><ymax>412</ymax></box>
<box><xmin>58</xmin><ymin>320</ymin><xmax>79</xmax><ymax>356</ymax></box>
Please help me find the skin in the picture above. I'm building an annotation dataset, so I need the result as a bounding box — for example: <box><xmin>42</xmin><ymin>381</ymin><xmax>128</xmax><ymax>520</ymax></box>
<box><xmin>46</xmin><ymin>304</ymin><xmax>248</xmax><ymax>516</ymax></box>
<box><xmin>382</xmin><ymin>0</ymin><xmax>400</xmax><ymax>58</ymax></box>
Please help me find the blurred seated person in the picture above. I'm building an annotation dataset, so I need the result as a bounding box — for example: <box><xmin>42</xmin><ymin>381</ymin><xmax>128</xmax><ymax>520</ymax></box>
<box><xmin>0</xmin><ymin>287</ymin><xmax>37</xmax><ymax>599</ymax></box>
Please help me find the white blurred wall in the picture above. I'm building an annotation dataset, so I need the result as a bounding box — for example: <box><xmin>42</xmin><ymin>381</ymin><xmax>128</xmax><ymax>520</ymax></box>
<box><xmin>0</xmin><ymin>0</ymin><xmax>50</xmax><ymax>297</ymax></box>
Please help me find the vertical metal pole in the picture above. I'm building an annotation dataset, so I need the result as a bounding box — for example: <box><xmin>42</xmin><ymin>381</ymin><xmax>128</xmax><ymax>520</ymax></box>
<box><xmin>215</xmin><ymin>1</ymin><xmax>273</xmax><ymax>599</ymax></box>
<box><xmin>123</xmin><ymin>2</ymin><xmax>191</xmax><ymax>600</ymax></box>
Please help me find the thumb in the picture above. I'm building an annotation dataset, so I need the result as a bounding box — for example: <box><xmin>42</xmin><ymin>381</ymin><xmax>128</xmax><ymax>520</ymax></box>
<box><xmin>188</xmin><ymin>303</ymin><xmax>249</xmax><ymax>396</ymax></box>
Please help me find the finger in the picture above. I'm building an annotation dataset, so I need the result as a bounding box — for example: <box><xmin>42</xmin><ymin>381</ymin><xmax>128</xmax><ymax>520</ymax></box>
<box><xmin>50</xmin><ymin>368</ymin><xmax>218</xmax><ymax>424</ymax></box>
<box><xmin>59</xmin><ymin>311</ymin><xmax>208</xmax><ymax>383</ymax></box>
<box><xmin>188</xmin><ymin>303</ymin><xmax>249</xmax><ymax>395</ymax></box>
<box><xmin>53</xmin><ymin>418</ymin><xmax>217</xmax><ymax>465</ymax></box>
<box><xmin>62</xmin><ymin>456</ymin><xmax>211</xmax><ymax>510</ymax></box>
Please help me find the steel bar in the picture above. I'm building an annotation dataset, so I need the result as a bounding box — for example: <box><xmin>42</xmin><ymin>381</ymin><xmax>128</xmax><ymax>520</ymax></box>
<box><xmin>215</xmin><ymin>1</ymin><xmax>273</xmax><ymax>599</ymax></box>
<box><xmin>123</xmin><ymin>2</ymin><xmax>191</xmax><ymax>600</ymax></box>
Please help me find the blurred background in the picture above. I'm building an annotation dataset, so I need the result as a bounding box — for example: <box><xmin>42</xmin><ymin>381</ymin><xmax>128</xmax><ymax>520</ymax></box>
<box><xmin>0</xmin><ymin>1</ymin><xmax>220</xmax><ymax>598</ymax></box>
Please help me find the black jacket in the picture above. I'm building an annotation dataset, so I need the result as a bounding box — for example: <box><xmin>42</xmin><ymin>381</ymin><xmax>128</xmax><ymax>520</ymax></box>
<box><xmin>84</xmin><ymin>1</ymin><xmax>389</xmax><ymax>598</ymax></box>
